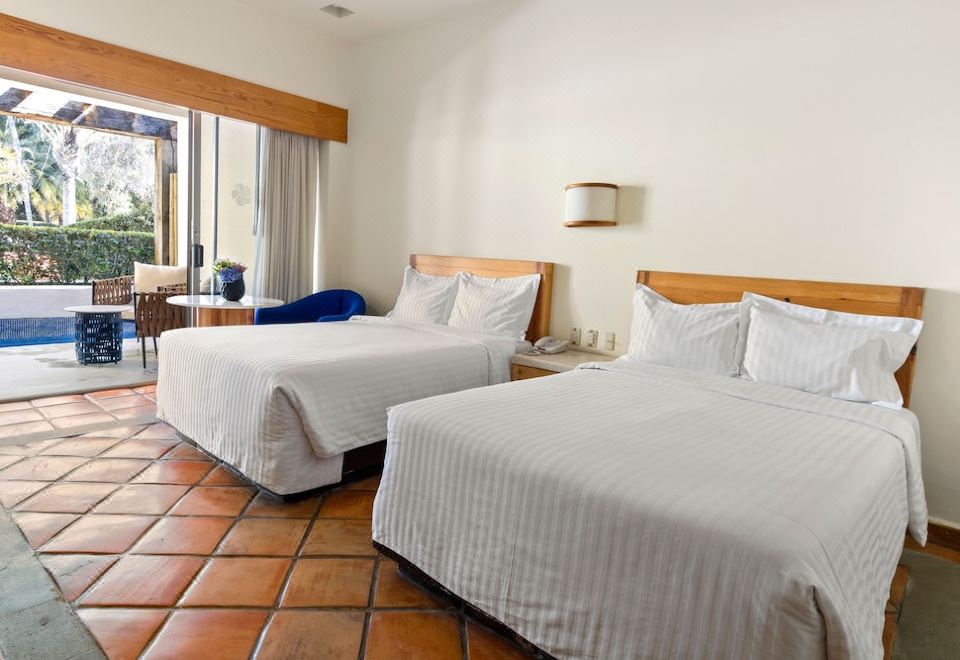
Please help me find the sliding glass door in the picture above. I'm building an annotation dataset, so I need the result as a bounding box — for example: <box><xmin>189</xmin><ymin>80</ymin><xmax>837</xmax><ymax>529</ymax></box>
<box><xmin>187</xmin><ymin>112</ymin><xmax>259</xmax><ymax>300</ymax></box>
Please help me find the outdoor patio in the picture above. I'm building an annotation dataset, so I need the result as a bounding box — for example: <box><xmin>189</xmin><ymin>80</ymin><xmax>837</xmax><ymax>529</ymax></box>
<box><xmin>0</xmin><ymin>284</ymin><xmax>156</xmax><ymax>402</ymax></box>
<box><xmin>0</xmin><ymin>339</ymin><xmax>156</xmax><ymax>404</ymax></box>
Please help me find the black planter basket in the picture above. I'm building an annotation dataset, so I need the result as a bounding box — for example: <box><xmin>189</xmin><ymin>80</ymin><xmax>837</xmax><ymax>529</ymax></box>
<box><xmin>221</xmin><ymin>277</ymin><xmax>245</xmax><ymax>301</ymax></box>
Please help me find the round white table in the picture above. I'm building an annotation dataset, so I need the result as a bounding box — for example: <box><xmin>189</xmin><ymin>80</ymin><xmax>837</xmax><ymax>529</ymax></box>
<box><xmin>64</xmin><ymin>304</ymin><xmax>134</xmax><ymax>364</ymax></box>
<box><xmin>166</xmin><ymin>295</ymin><xmax>284</xmax><ymax>327</ymax></box>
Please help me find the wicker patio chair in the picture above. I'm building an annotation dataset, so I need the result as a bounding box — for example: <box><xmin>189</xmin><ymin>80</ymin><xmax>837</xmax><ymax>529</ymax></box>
<box><xmin>91</xmin><ymin>276</ymin><xmax>133</xmax><ymax>306</ymax></box>
<box><xmin>157</xmin><ymin>283</ymin><xmax>187</xmax><ymax>295</ymax></box>
<box><xmin>135</xmin><ymin>291</ymin><xmax>187</xmax><ymax>368</ymax></box>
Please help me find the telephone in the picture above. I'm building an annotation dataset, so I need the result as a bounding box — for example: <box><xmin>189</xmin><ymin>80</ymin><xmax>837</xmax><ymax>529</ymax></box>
<box><xmin>533</xmin><ymin>336</ymin><xmax>570</xmax><ymax>354</ymax></box>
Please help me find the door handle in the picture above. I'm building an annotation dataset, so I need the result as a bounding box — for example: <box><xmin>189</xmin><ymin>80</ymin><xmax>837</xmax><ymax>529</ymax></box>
<box><xmin>192</xmin><ymin>243</ymin><xmax>204</xmax><ymax>268</ymax></box>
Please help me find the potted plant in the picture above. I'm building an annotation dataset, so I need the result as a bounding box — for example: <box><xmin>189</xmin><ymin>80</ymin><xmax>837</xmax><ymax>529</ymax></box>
<box><xmin>212</xmin><ymin>258</ymin><xmax>247</xmax><ymax>301</ymax></box>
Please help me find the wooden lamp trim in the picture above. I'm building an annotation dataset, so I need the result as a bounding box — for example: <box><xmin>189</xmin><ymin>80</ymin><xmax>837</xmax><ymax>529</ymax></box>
<box><xmin>563</xmin><ymin>220</ymin><xmax>618</xmax><ymax>227</ymax></box>
<box><xmin>564</xmin><ymin>182</ymin><xmax>619</xmax><ymax>191</ymax></box>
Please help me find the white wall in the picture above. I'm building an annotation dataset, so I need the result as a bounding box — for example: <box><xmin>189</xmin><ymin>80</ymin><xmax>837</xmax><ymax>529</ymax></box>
<box><xmin>338</xmin><ymin>0</ymin><xmax>960</xmax><ymax>526</ymax></box>
<box><xmin>0</xmin><ymin>0</ymin><xmax>348</xmax><ymax>105</ymax></box>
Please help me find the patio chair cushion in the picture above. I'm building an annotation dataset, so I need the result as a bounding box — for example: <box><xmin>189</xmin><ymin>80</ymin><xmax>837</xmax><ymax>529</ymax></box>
<box><xmin>134</xmin><ymin>262</ymin><xmax>187</xmax><ymax>293</ymax></box>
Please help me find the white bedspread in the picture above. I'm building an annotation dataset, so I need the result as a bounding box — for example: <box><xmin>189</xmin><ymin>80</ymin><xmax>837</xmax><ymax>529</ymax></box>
<box><xmin>156</xmin><ymin>316</ymin><xmax>521</xmax><ymax>463</ymax></box>
<box><xmin>373</xmin><ymin>359</ymin><xmax>927</xmax><ymax>660</ymax></box>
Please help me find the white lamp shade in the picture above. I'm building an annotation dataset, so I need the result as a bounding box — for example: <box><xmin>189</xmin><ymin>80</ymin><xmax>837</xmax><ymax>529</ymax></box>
<box><xmin>564</xmin><ymin>183</ymin><xmax>618</xmax><ymax>227</ymax></box>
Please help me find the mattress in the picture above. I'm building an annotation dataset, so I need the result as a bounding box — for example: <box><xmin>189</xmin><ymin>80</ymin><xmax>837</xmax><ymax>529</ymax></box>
<box><xmin>373</xmin><ymin>359</ymin><xmax>927</xmax><ymax>660</ymax></box>
<box><xmin>155</xmin><ymin>316</ymin><xmax>523</xmax><ymax>494</ymax></box>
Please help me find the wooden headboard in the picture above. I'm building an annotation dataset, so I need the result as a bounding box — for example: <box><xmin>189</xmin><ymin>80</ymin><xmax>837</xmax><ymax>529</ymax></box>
<box><xmin>411</xmin><ymin>254</ymin><xmax>554</xmax><ymax>341</ymax></box>
<box><xmin>637</xmin><ymin>270</ymin><xmax>925</xmax><ymax>408</ymax></box>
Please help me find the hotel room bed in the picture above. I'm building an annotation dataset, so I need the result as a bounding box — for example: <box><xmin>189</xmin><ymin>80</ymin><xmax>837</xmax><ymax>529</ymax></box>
<box><xmin>154</xmin><ymin>254</ymin><xmax>554</xmax><ymax>495</ymax></box>
<box><xmin>156</xmin><ymin>317</ymin><xmax>525</xmax><ymax>493</ymax></box>
<box><xmin>372</xmin><ymin>270</ymin><xmax>927</xmax><ymax>660</ymax></box>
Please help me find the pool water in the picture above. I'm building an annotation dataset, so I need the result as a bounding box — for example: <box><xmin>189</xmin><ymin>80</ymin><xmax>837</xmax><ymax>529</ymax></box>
<box><xmin>0</xmin><ymin>317</ymin><xmax>137</xmax><ymax>348</ymax></box>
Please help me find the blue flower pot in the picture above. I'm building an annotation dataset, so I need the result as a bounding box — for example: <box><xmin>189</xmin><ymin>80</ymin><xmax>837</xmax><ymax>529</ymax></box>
<box><xmin>221</xmin><ymin>277</ymin><xmax>245</xmax><ymax>301</ymax></box>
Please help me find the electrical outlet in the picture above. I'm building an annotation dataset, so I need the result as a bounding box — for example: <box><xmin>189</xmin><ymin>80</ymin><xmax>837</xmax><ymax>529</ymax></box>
<box><xmin>604</xmin><ymin>332</ymin><xmax>616</xmax><ymax>351</ymax></box>
<box><xmin>570</xmin><ymin>327</ymin><xmax>582</xmax><ymax>346</ymax></box>
<box><xmin>585</xmin><ymin>329</ymin><xmax>598</xmax><ymax>348</ymax></box>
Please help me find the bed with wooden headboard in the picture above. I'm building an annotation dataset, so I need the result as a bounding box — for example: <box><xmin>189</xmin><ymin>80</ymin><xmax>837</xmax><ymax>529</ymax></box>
<box><xmin>372</xmin><ymin>267</ymin><xmax>927</xmax><ymax>660</ymax></box>
<box><xmin>637</xmin><ymin>270</ymin><xmax>924</xmax><ymax>406</ymax></box>
<box><xmin>157</xmin><ymin>252</ymin><xmax>555</xmax><ymax>498</ymax></box>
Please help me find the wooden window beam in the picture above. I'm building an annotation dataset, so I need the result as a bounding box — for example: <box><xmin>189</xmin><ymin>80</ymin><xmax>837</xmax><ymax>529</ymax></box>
<box><xmin>0</xmin><ymin>13</ymin><xmax>348</xmax><ymax>142</ymax></box>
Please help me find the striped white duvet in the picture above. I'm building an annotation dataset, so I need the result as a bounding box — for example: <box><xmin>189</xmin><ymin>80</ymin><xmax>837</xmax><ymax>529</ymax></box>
<box><xmin>373</xmin><ymin>359</ymin><xmax>927</xmax><ymax>660</ymax></box>
<box><xmin>156</xmin><ymin>316</ymin><xmax>521</xmax><ymax>493</ymax></box>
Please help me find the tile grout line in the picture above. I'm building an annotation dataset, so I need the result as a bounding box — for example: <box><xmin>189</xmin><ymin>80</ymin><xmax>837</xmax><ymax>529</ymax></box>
<box><xmin>93</xmin><ymin>450</ymin><xmax>223</xmax><ymax>660</ymax></box>
<box><xmin>2</xmin><ymin>422</ymin><xmax>161</xmax><ymax>508</ymax></box>
<box><xmin>2</xmin><ymin>429</ymin><xmax>155</xmax><ymax>535</ymax></box>
<box><xmin>17</xmin><ymin>430</ymin><xmax>160</xmax><ymax>551</ymax></box>
<box><xmin>41</xmin><ymin>436</ymin><xmax>207</xmax><ymax>611</ymax></box>
<box><xmin>0</xmin><ymin>414</ymin><xmax>159</xmax><ymax>448</ymax></box>
<box><xmin>248</xmin><ymin>491</ymin><xmax>327</xmax><ymax>659</ymax></box>
<box><xmin>357</xmin><ymin>554</ymin><xmax>382</xmax><ymax>660</ymax></box>
<box><xmin>31</xmin><ymin>437</ymin><xmax>170</xmax><ymax>556</ymax></box>
<box><xmin>460</xmin><ymin>610</ymin><xmax>471</xmax><ymax>660</ymax></box>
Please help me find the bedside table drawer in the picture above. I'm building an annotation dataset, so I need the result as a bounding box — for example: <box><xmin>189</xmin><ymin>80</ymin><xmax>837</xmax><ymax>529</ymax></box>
<box><xmin>511</xmin><ymin>364</ymin><xmax>555</xmax><ymax>381</ymax></box>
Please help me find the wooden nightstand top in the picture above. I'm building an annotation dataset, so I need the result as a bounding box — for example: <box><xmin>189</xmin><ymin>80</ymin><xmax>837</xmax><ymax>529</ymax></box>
<box><xmin>511</xmin><ymin>349</ymin><xmax>615</xmax><ymax>374</ymax></box>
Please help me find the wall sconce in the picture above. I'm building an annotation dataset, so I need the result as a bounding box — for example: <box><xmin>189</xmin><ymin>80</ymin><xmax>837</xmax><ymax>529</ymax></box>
<box><xmin>564</xmin><ymin>182</ymin><xmax>619</xmax><ymax>227</ymax></box>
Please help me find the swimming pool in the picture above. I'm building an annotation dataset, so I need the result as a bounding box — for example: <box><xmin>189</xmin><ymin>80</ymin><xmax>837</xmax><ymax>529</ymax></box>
<box><xmin>0</xmin><ymin>316</ymin><xmax>136</xmax><ymax>348</ymax></box>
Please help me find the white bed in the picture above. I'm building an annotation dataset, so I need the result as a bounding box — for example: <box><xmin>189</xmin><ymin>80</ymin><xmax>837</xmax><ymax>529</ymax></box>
<box><xmin>372</xmin><ymin>270</ymin><xmax>927</xmax><ymax>660</ymax></box>
<box><xmin>155</xmin><ymin>254</ymin><xmax>554</xmax><ymax>495</ymax></box>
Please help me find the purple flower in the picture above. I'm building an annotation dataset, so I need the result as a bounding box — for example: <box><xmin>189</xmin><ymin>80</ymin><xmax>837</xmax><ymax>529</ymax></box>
<box><xmin>219</xmin><ymin>267</ymin><xmax>243</xmax><ymax>283</ymax></box>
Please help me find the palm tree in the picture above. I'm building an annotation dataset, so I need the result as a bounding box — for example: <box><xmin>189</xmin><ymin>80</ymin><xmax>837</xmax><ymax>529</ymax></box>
<box><xmin>38</xmin><ymin>123</ymin><xmax>80</xmax><ymax>225</ymax></box>
<box><xmin>3</xmin><ymin>116</ymin><xmax>33</xmax><ymax>225</ymax></box>
<box><xmin>0</xmin><ymin>144</ymin><xmax>28</xmax><ymax>223</ymax></box>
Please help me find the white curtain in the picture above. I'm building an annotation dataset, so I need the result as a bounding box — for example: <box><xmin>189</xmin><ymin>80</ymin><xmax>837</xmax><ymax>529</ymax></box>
<box><xmin>253</xmin><ymin>128</ymin><xmax>320</xmax><ymax>302</ymax></box>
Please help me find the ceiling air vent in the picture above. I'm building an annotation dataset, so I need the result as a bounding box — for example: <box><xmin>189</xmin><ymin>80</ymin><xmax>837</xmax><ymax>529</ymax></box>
<box><xmin>320</xmin><ymin>5</ymin><xmax>355</xmax><ymax>18</ymax></box>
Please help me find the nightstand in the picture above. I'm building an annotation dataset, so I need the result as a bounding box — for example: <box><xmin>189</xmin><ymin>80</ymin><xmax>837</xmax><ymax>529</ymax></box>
<box><xmin>510</xmin><ymin>349</ymin><xmax>615</xmax><ymax>381</ymax></box>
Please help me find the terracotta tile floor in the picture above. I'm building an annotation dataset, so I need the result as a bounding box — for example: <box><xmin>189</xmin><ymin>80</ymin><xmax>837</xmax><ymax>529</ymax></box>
<box><xmin>0</xmin><ymin>393</ymin><xmax>538</xmax><ymax>660</ymax></box>
<box><xmin>0</xmin><ymin>386</ymin><xmax>157</xmax><ymax>439</ymax></box>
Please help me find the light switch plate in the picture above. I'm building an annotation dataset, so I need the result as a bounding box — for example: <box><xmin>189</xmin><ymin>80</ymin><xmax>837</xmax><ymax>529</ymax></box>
<box><xmin>585</xmin><ymin>329</ymin><xmax>598</xmax><ymax>348</ymax></box>
<box><xmin>604</xmin><ymin>332</ymin><xmax>616</xmax><ymax>351</ymax></box>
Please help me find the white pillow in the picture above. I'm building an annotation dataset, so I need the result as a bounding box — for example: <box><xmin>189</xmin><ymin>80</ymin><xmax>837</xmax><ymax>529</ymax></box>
<box><xmin>448</xmin><ymin>272</ymin><xmax>540</xmax><ymax>340</ymax></box>
<box><xmin>627</xmin><ymin>284</ymin><xmax>740</xmax><ymax>376</ymax></box>
<box><xmin>741</xmin><ymin>304</ymin><xmax>919</xmax><ymax>408</ymax></box>
<box><xmin>388</xmin><ymin>266</ymin><xmax>460</xmax><ymax>324</ymax></box>
<box><xmin>736</xmin><ymin>292</ymin><xmax>923</xmax><ymax>371</ymax></box>
<box><xmin>133</xmin><ymin>262</ymin><xmax>187</xmax><ymax>293</ymax></box>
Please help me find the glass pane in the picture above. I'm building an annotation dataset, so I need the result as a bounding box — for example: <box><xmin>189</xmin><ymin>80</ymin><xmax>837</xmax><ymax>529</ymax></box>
<box><xmin>194</xmin><ymin>115</ymin><xmax>258</xmax><ymax>296</ymax></box>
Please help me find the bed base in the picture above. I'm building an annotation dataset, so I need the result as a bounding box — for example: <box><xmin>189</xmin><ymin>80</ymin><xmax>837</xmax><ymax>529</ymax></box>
<box><xmin>268</xmin><ymin>440</ymin><xmax>388</xmax><ymax>502</ymax></box>
<box><xmin>172</xmin><ymin>432</ymin><xmax>387</xmax><ymax>502</ymax></box>
<box><xmin>373</xmin><ymin>541</ymin><xmax>557</xmax><ymax>660</ymax></box>
<box><xmin>376</xmin><ymin>539</ymin><xmax>904</xmax><ymax>660</ymax></box>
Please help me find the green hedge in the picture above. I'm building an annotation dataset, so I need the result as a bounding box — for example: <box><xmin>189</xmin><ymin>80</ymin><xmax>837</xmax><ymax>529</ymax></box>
<box><xmin>75</xmin><ymin>208</ymin><xmax>154</xmax><ymax>233</ymax></box>
<box><xmin>0</xmin><ymin>224</ymin><xmax>154</xmax><ymax>284</ymax></box>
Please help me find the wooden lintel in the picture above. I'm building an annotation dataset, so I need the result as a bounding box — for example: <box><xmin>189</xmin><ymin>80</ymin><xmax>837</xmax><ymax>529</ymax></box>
<box><xmin>0</xmin><ymin>13</ymin><xmax>348</xmax><ymax>142</ymax></box>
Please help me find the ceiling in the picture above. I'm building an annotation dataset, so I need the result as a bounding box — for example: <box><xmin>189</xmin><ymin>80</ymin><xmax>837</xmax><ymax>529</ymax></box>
<box><xmin>237</xmin><ymin>0</ymin><xmax>502</xmax><ymax>43</ymax></box>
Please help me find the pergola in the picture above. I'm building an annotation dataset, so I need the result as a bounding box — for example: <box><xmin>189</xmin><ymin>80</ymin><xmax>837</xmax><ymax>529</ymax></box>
<box><xmin>0</xmin><ymin>83</ymin><xmax>179</xmax><ymax>265</ymax></box>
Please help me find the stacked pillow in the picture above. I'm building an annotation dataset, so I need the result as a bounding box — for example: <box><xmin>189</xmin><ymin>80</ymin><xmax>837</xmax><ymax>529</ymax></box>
<box><xmin>388</xmin><ymin>266</ymin><xmax>460</xmax><ymax>325</ymax></box>
<box><xmin>628</xmin><ymin>285</ymin><xmax>739</xmax><ymax>376</ymax></box>
<box><xmin>736</xmin><ymin>293</ymin><xmax>921</xmax><ymax>409</ymax></box>
<box><xmin>388</xmin><ymin>266</ymin><xmax>540</xmax><ymax>341</ymax></box>
<box><xmin>626</xmin><ymin>285</ymin><xmax>922</xmax><ymax>409</ymax></box>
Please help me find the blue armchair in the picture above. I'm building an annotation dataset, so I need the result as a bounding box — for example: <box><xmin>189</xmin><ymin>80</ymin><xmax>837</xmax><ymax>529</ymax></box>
<box><xmin>254</xmin><ymin>289</ymin><xmax>366</xmax><ymax>325</ymax></box>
